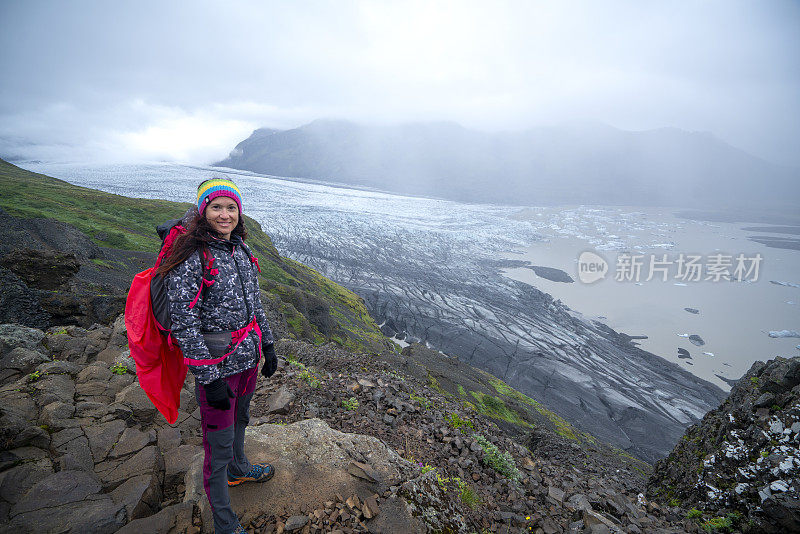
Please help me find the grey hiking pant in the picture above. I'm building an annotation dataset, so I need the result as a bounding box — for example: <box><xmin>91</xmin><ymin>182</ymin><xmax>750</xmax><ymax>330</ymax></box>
<box><xmin>195</xmin><ymin>366</ymin><xmax>258</xmax><ymax>534</ymax></box>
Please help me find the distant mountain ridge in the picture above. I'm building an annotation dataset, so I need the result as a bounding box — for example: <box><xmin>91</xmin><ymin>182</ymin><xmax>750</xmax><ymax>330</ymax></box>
<box><xmin>215</xmin><ymin>119</ymin><xmax>798</xmax><ymax>208</ymax></box>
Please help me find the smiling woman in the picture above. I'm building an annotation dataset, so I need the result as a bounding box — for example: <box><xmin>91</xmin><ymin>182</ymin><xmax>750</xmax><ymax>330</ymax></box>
<box><xmin>154</xmin><ymin>176</ymin><xmax>278</xmax><ymax>534</ymax></box>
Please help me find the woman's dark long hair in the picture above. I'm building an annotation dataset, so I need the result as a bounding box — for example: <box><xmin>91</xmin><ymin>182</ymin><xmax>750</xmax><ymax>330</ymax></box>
<box><xmin>156</xmin><ymin>209</ymin><xmax>248</xmax><ymax>275</ymax></box>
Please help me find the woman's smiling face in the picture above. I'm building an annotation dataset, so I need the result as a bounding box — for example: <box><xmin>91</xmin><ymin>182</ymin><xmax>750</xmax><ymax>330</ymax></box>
<box><xmin>205</xmin><ymin>196</ymin><xmax>239</xmax><ymax>240</ymax></box>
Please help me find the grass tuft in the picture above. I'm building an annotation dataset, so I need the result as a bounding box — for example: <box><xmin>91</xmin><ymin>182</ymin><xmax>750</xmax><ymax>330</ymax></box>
<box><xmin>342</xmin><ymin>397</ymin><xmax>359</xmax><ymax>411</ymax></box>
<box><xmin>473</xmin><ymin>433</ymin><xmax>521</xmax><ymax>481</ymax></box>
<box><xmin>445</xmin><ymin>412</ymin><xmax>474</xmax><ymax>430</ymax></box>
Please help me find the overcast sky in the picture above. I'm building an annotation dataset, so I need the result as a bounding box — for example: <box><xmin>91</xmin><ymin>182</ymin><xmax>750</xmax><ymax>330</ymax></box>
<box><xmin>1</xmin><ymin>0</ymin><xmax>798</xmax><ymax>167</ymax></box>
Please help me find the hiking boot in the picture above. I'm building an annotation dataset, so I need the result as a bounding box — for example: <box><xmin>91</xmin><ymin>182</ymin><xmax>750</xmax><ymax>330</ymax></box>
<box><xmin>227</xmin><ymin>462</ymin><xmax>275</xmax><ymax>486</ymax></box>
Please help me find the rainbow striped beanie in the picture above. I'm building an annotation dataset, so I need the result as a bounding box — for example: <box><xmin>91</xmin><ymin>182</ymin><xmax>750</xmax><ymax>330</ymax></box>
<box><xmin>197</xmin><ymin>178</ymin><xmax>243</xmax><ymax>215</ymax></box>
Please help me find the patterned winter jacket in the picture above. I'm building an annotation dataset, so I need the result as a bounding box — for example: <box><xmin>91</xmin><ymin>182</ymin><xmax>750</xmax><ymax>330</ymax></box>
<box><xmin>165</xmin><ymin>235</ymin><xmax>274</xmax><ymax>385</ymax></box>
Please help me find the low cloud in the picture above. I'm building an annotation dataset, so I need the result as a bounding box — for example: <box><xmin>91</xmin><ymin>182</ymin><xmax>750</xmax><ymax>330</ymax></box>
<box><xmin>0</xmin><ymin>1</ymin><xmax>798</xmax><ymax>166</ymax></box>
<box><xmin>0</xmin><ymin>99</ymin><xmax>322</xmax><ymax>164</ymax></box>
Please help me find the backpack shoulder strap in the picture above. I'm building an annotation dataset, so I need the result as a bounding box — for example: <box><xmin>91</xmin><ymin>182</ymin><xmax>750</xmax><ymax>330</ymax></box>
<box><xmin>187</xmin><ymin>247</ymin><xmax>218</xmax><ymax>310</ymax></box>
<box><xmin>154</xmin><ymin>223</ymin><xmax>187</xmax><ymax>270</ymax></box>
<box><xmin>238</xmin><ymin>242</ymin><xmax>261</xmax><ymax>273</ymax></box>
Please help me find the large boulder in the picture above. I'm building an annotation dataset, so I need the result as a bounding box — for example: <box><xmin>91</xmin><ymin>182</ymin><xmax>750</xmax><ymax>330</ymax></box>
<box><xmin>222</xmin><ymin>418</ymin><xmax>421</xmax><ymax>531</ymax></box>
<box><xmin>0</xmin><ymin>388</ymin><xmax>49</xmax><ymax>450</ymax></box>
<box><xmin>108</xmin><ymin>427</ymin><xmax>155</xmax><ymax>459</ymax></box>
<box><xmin>164</xmin><ymin>445</ymin><xmax>202</xmax><ymax>494</ymax></box>
<box><xmin>97</xmin><ymin>315</ymin><xmax>129</xmax><ymax>364</ymax></box>
<box><xmin>0</xmin><ymin>347</ymin><xmax>50</xmax><ymax>382</ymax></box>
<box><xmin>32</xmin><ymin>372</ymin><xmax>75</xmax><ymax>407</ymax></box>
<box><xmin>264</xmin><ymin>385</ymin><xmax>295</xmax><ymax>415</ymax></box>
<box><xmin>0</xmin><ymin>324</ymin><xmax>46</xmax><ymax>358</ymax></box>
<box><xmin>114</xmin><ymin>382</ymin><xmax>158</xmax><ymax>423</ymax></box>
<box><xmin>110</xmin><ymin>473</ymin><xmax>163</xmax><ymax>522</ymax></box>
<box><xmin>85</xmin><ymin>419</ymin><xmax>127</xmax><ymax>463</ymax></box>
<box><xmin>0</xmin><ymin>457</ymin><xmax>54</xmax><ymax>505</ymax></box>
<box><xmin>52</xmin><ymin>427</ymin><xmax>94</xmax><ymax>472</ymax></box>
<box><xmin>96</xmin><ymin>445</ymin><xmax>165</xmax><ymax>491</ymax></box>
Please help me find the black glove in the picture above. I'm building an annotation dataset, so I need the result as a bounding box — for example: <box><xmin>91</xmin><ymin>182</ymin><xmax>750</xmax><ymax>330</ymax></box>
<box><xmin>203</xmin><ymin>379</ymin><xmax>234</xmax><ymax>410</ymax></box>
<box><xmin>261</xmin><ymin>342</ymin><xmax>278</xmax><ymax>378</ymax></box>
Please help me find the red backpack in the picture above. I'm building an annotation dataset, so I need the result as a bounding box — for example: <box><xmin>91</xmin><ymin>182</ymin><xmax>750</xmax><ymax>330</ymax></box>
<box><xmin>125</xmin><ymin>219</ymin><xmax>260</xmax><ymax>424</ymax></box>
<box><xmin>124</xmin><ymin>220</ymin><xmax>213</xmax><ymax>424</ymax></box>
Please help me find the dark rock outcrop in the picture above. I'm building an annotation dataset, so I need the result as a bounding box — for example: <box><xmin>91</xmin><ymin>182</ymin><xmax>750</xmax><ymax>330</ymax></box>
<box><xmin>647</xmin><ymin>356</ymin><xmax>800</xmax><ymax>533</ymax></box>
<box><xmin>0</xmin><ymin>205</ymin><xmax>148</xmax><ymax>328</ymax></box>
<box><xmin>0</xmin><ymin>242</ymin><xmax>126</xmax><ymax>328</ymax></box>
<box><xmin>0</xmin><ymin>248</ymin><xmax>80</xmax><ymax>290</ymax></box>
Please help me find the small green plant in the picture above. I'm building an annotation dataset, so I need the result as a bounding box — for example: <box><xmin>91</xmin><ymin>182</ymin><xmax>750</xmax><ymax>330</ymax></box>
<box><xmin>668</xmin><ymin>498</ymin><xmax>680</xmax><ymax>507</ymax></box>
<box><xmin>455</xmin><ymin>477</ymin><xmax>481</xmax><ymax>509</ymax></box>
<box><xmin>436</xmin><ymin>471</ymin><xmax>450</xmax><ymax>491</ymax></box>
<box><xmin>420</xmin><ymin>463</ymin><xmax>435</xmax><ymax>474</ymax></box>
<box><xmin>27</xmin><ymin>370</ymin><xmax>42</xmax><ymax>382</ymax></box>
<box><xmin>749</xmin><ymin>376</ymin><xmax>759</xmax><ymax>385</ymax></box>
<box><xmin>770</xmin><ymin>404</ymin><xmax>781</xmax><ymax>412</ymax></box>
<box><xmin>410</xmin><ymin>394</ymin><xmax>432</xmax><ymax>411</ymax></box>
<box><xmin>445</xmin><ymin>412</ymin><xmax>474</xmax><ymax>430</ymax></box>
<box><xmin>384</xmin><ymin>369</ymin><xmax>406</xmax><ymax>382</ymax></box>
<box><xmin>49</xmin><ymin>328</ymin><xmax>68</xmax><ymax>336</ymax></box>
<box><xmin>760</xmin><ymin>450</ymin><xmax>769</xmax><ymax>458</ymax></box>
<box><xmin>473</xmin><ymin>433</ymin><xmax>521</xmax><ymax>482</ymax></box>
<box><xmin>457</xmin><ymin>384</ymin><xmax>467</xmax><ymax>396</ymax></box>
<box><xmin>342</xmin><ymin>397</ymin><xmax>359</xmax><ymax>411</ymax></box>
<box><xmin>701</xmin><ymin>515</ymin><xmax>733</xmax><ymax>533</ymax></box>
<box><xmin>298</xmin><ymin>368</ymin><xmax>321</xmax><ymax>388</ymax></box>
<box><xmin>110</xmin><ymin>363</ymin><xmax>129</xmax><ymax>375</ymax></box>
<box><xmin>687</xmin><ymin>508</ymin><xmax>703</xmax><ymax>519</ymax></box>
<box><xmin>726</xmin><ymin>511</ymin><xmax>742</xmax><ymax>523</ymax></box>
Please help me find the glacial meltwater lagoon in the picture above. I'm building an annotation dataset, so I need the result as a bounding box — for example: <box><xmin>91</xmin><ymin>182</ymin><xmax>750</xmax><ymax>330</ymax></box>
<box><xmin>19</xmin><ymin>161</ymin><xmax>800</xmax><ymax>391</ymax></box>
<box><xmin>500</xmin><ymin>206</ymin><xmax>800</xmax><ymax>389</ymax></box>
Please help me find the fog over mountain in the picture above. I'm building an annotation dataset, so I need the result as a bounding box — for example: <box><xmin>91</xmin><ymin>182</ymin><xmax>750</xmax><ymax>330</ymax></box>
<box><xmin>216</xmin><ymin>119</ymin><xmax>798</xmax><ymax>209</ymax></box>
<box><xmin>2</xmin><ymin>2</ymin><xmax>799</xmax><ymax>168</ymax></box>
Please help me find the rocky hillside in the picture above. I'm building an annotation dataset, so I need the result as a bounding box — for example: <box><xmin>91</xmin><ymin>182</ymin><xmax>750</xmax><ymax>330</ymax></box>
<box><xmin>0</xmin><ymin>158</ymin><xmax>390</xmax><ymax>353</ymax></box>
<box><xmin>1</xmin><ymin>157</ymin><xmax>770</xmax><ymax>532</ymax></box>
<box><xmin>0</xmin><ymin>318</ymin><xmax>707</xmax><ymax>533</ymax></box>
<box><xmin>647</xmin><ymin>356</ymin><xmax>800</xmax><ymax>533</ymax></box>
